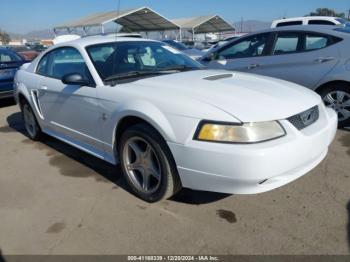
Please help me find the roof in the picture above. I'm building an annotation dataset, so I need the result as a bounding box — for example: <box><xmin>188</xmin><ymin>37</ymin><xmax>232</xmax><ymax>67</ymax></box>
<box><xmin>236</xmin><ymin>25</ymin><xmax>349</xmax><ymax>39</ymax></box>
<box><xmin>52</xmin><ymin>35</ymin><xmax>159</xmax><ymax>49</ymax></box>
<box><xmin>272</xmin><ymin>16</ymin><xmax>342</xmax><ymax>23</ymax></box>
<box><xmin>55</xmin><ymin>7</ymin><xmax>179</xmax><ymax>32</ymax></box>
<box><xmin>171</xmin><ymin>15</ymin><xmax>235</xmax><ymax>33</ymax></box>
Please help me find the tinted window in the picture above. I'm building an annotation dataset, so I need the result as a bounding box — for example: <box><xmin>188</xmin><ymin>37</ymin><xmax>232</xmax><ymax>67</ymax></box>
<box><xmin>273</xmin><ymin>33</ymin><xmax>301</xmax><ymax>54</ymax></box>
<box><xmin>0</xmin><ymin>49</ymin><xmax>22</xmax><ymax>62</ymax></box>
<box><xmin>335</xmin><ymin>18</ymin><xmax>348</xmax><ymax>24</ymax></box>
<box><xmin>217</xmin><ymin>34</ymin><xmax>269</xmax><ymax>59</ymax></box>
<box><xmin>37</xmin><ymin>53</ymin><xmax>50</xmax><ymax>75</ymax></box>
<box><xmin>47</xmin><ymin>47</ymin><xmax>89</xmax><ymax>80</ymax></box>
<box><xmin>308</xmin><ymin>20</ymin><xmax>336</xmax><ymax>25</ymax></box>
<box><xmin>305</xmin><ymin>34</ymin><xmax>329</xmax><ymax>50</ymax></box>
<box><xmin>87</xmin><ymin>41</ymin><xmax>203</xmax><ymax>81</ymax></box>
<box><xmin>276</xmin><ymin>21</ymin><xmax>303</xmax><ymax>27</ymax></box>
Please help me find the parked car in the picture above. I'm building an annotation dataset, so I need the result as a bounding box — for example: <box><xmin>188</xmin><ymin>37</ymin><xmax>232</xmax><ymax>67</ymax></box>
<box><xmin>202</xmin><ymin>36</ymin><xmax>240</xmax><ymax>52</ymax></box>
<box><xmin>7</xmin><ymin>46</ymin><xmax>39</xmax><ymax>61</ymax></box>
<box><xmin>271</xmin><ymin>16</ymin><xmax>350</xmax><ymax>28</ymax></box>
<box><xmin>201</xmin><ymin>25</ymin><xmax>350</xmax><ymax>127</ymax></box>
<box><xmin>26</xmin><ymin>43</ymin><xmax>47</xmax><ymax>52</ymax></box>
<box><xmin>162</xmin><ymin>40</ymin><xmax>204</xmax><ymax>60</ymax></box>
<box><xmin>0</xmin><ymin>47</ymin><xmax>26</xmax><ymax>99</ymax></box>
<box><xmin>14</xmin><ymin>36</ymin><xmax>337</xmax><ymax>202</ymax></box>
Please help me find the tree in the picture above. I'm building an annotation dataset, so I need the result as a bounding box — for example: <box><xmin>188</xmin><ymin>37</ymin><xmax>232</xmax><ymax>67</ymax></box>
<box><xmin>307</xmin><ymin>8</ymin><xmax>345</xmax><ymax>18</ymax></box>
<box><xmin>0</xmin><ymin>30</ymin><xmax>11</xmax><ymax>45</ymax></box>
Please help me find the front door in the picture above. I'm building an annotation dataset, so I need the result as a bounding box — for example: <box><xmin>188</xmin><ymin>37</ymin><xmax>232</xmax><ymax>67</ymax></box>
<box><xmin>37</xmin><ymin>47</ymin><xmax>103</xmax><ymax>153</ymax></box>
<box><xmin>251</xmin><ymin>31</ymin><xmax>340</xmax><ymax>88</ymax></box>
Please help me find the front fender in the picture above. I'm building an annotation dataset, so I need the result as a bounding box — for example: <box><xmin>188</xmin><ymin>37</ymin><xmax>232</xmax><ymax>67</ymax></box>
<box><xmin>104</xmin><ymin>99</ymin><xmax>177</xmax><ymax>150</ymax></box>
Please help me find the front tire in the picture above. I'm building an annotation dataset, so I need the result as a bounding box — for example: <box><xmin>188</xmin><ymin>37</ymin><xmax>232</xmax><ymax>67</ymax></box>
<box><xmin>21</xmin><ymin>100</ymin><xmax>42</xmax><ymax>140</ymax></box>
<box><xmin>319</xmin><ymin>83</ymin><xmax>350</xmax><ymax>128</ymax></box>
<box><xmin>118</xmin><ymin>123</ymin><xmax>181</xmax><ymax>202</ymax></box>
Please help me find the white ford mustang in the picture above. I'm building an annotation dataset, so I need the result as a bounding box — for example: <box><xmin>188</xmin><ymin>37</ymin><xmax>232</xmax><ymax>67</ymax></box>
<box><xmin>14</xmin><ymin>36</ymin><xmax>338</xmax><ymax>202</ymax></box>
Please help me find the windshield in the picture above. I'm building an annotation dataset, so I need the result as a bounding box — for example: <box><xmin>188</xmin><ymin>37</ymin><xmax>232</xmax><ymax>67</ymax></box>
<box><xmin>86</xmin><ymin>41</ymin><xmax>203</xmax><ymax>83</ymax></box>
<box><xmin>162</xmin><ymin>40</ymin><xmax>188</xmax><ymax>51</ymax></box>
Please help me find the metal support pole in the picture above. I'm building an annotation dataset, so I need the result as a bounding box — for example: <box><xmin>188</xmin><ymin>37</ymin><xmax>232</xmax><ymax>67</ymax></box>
<box><xmin>179</xmin><ymin>28</ymin><xmax>182</xmax><ymax>42</ymax></box>
<box><xmin>101</xmin><ymin>25</ymin><xmax>105</xmax><ymax>34</ymax></box>
<box><xmin>192</xmin><ymin>28</ymin><xmax>195</xmax><ymax>42</ymax></box>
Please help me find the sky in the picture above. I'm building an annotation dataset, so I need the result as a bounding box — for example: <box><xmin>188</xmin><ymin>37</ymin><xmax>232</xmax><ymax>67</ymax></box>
<box><xmin>0</xmin><ymin>0</ymin><xmax>349</xmax><ymax>34</ymax></box>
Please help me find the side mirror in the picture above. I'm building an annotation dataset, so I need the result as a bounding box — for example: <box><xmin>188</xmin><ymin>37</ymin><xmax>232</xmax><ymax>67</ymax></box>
<box><xmin>62</xmin><ymin>73</ymin><xmax>92</xmax><ymax>86</ymax></box>
<box><xmin>202</xmin><ymin>52</ymin><xmax>217</xmax><ymax>62</ymax></box>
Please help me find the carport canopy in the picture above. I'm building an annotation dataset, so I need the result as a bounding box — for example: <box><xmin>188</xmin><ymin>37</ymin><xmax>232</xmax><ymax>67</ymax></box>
<box><xmin>54</xmin><ymin>7</ymin><xmax>180</xmax><ymax>33</ymax></box>
<box><xmin>171</xmin><ymin>15</ymin><xmax>235</xmax><ymax>34</ymax></box>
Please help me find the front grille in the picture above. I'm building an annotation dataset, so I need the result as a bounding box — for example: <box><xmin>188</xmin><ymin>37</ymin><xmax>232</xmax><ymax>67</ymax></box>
<box><xmin>287</xmin><ymin>106</ymin><xmax>319</xmax><ymax>130</ymax></box>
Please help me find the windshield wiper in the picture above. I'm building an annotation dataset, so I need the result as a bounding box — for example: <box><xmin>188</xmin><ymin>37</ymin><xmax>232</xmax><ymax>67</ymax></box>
<box><xmin>156</xmin><ymin>65</ymin><xmax>198</xmax><ymax>72</ymax></box>
<box><xmin>104</xmin><ymin>70</ymin><xmax>161</xmax><ymax>82</ymax></box>
<box><xmin>104</xmin><ymin>66</ymin><xmax>199</xmax><ymax>83</ymax></box>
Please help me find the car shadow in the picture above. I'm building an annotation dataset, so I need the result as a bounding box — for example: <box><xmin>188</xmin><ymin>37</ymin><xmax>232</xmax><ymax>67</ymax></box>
<box><xmin>0</xmin><ymin>98</ymin><xmax>15</xmax><ymax>109</ymax></box>
<box><xmin>5</xmin><ymin>112</ymin><xmax>230</xmax><ymax>204</ymax></box>
<box><xmin>347</xmin><ymin>201</ymin><xmax>350</xmax><ymax>253</ymax></box>
<box><xmin>170</xmin><ymin>188</ymin><xmax>231</xmax><ymax>205</ymax></box>
<box><xmin>6</xmin><ymin>112</ymin><xmax>131</xmax><ymax>194</ymax></box>
<box><xmin>0</xmin><ymin>250</ymin><xmax>6</xmax><ymax>262</ymax></box>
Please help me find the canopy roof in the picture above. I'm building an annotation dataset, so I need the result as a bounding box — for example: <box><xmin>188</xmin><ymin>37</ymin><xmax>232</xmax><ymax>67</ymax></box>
<box><xmin>172</xmin><ymin>15</ymin><xmax>235</xmax><ymax>33</ymax></box>
<box><xmin>54</xmin><ymin>7</ymin><xmax>180</xmax><ymax>32</ymax></box>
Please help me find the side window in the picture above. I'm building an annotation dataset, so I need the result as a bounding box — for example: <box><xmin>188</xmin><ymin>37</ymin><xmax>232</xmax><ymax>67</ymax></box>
<box><xmin>217</xmin><ymin>34</ymin><xmax>269</xmax><ymax>59</ymax></box>
<box><xmin>273</xmin><ymin>32</ymin><xmax>301</xmax><ymax>55</ymax></box>
<box><xmin>0</xmin><ymin>49</ymin><xmax>22</xmax><ymax>62</ymax></box>
<box><xmin>47</xmin><ymin>47</ymin><xmax>89</xmax><ymax>80</ymax></box>
<box><xmin>276</xmin><ymin>21</ymin><xmax>303</xmax><ymax>27</ymax></box>
<box><xmin>36</xmin><ymin>53</ymin><xmax>50</xmax><ymax>76</ymax></box>
<box><xmin>308</xmin><ymin>20</ymin><xmax>335</xmax><ymax>25</ymax></box>
<box><xmin>305</xmin><ymin>33</ymin><xmax>329</xmax><ymax>51</ymax></box>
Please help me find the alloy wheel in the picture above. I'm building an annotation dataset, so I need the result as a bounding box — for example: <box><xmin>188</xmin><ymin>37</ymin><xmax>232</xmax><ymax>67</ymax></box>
<box><xmin>323</xmin><ymin>90</ymin><xmax>350</xmax><ymax>122</ymax></box>
<box><xmin>23</xmin><ymin>104</ymin><xmax>36</xmax><ymax>138</ymax></box>
<box><xmin>122</xmin><ymin>136</ymin><xmax>162</xmax><ymax>194</ymax></box>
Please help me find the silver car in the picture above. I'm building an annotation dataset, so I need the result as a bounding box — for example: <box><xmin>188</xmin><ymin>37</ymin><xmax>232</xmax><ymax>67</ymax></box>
<box><xmin>202</xmin><ymin>25</ymin><xmax>350</xmax><ymax>127</ymax></box>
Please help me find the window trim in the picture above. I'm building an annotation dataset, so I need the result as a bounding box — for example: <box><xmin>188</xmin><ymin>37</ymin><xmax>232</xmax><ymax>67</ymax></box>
<box><xmin>267</xmin><ymin>30</ymin><xmax>343</xmax><ymax>56</ymax></box>
<box><xmin>270</xmin><ymin>31</ymin><xmax>304</xmax><ymax>56</ymax></box>
<box><xmin>35</xmin><ymin>46</ymin><xmax>96</xmax><ymax>87</ymax></box>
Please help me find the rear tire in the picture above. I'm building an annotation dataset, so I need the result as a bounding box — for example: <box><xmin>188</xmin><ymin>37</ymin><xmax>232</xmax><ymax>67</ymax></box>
<box><xmin>118</xmin><ymin>123</ymin><xmax>181</xmax><ymax>202</ymax></box>
<box><xmin>20</xmin><ymin>100</ymin><xmax>42</xmax><ymax>140</ymax></box>
<box><xmin>318</xmin><ymin>83</ymin><xmax>350</xmax><ymax>128</ymax></box>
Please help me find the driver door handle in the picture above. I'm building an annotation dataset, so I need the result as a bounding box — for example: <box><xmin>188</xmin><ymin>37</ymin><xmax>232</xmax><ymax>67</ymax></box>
<box><xmin>247</xmin><ymin>64</ymin><xmax>260</xmax><ymax>70</ymax></box>
<box><xmin>314</xmin><ymin>57</ymin><xmax>335</xmax><ymax>63</ymax></box>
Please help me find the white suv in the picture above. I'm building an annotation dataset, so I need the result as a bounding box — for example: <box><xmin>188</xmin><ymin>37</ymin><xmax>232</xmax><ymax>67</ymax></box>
<box><xmin>271</xmin><ymin>16</ymin><xmax>349</xmax><ymax>28</ymax></box>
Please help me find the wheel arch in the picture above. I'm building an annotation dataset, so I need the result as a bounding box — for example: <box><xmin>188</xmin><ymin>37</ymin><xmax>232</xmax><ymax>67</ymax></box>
<box><xmin>315</xmin><ymin>80</ymin><xmax>350</xmax><ymax>93</ymax></box>
<box><xmin>110</xmin><ymin>101</ymin><xmax>177</xmax><ymax>159</ymax></box>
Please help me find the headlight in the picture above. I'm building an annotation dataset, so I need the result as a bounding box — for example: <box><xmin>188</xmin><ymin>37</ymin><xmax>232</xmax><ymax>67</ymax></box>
<box><xmin>195</xmin><ymin>121</ymin><xmax>286</xmax><ymax>143</ymax></box>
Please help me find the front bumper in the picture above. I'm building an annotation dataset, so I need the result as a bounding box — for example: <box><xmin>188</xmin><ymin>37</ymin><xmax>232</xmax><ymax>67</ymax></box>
<box><xmin>168</xmin><ymin>106</ymin><xmax>337</xmax><ymax>194</ymax></box>
<box><xmin>0</xmin><ymin>90</ymin><xmax>14</xmax><ymax>99</ymax></box>
<box><xmin>0</xmin><ymin>81</ymin><xmax>14</xmax><ymax>99</ymax></box>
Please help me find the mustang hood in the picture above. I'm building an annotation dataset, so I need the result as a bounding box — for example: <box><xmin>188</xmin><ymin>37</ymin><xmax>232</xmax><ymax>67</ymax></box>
<box><xmin>134</xmin><ymin>70</ymin><xmax>322</xmax><ymax>122</ymax></box>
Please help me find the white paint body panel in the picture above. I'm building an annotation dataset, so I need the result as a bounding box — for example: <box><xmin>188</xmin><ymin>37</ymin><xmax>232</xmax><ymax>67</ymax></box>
<box><xmin>14</xmin><ymin>36</ymin><xmax>338</xmax><ymax>194</ymax></box>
